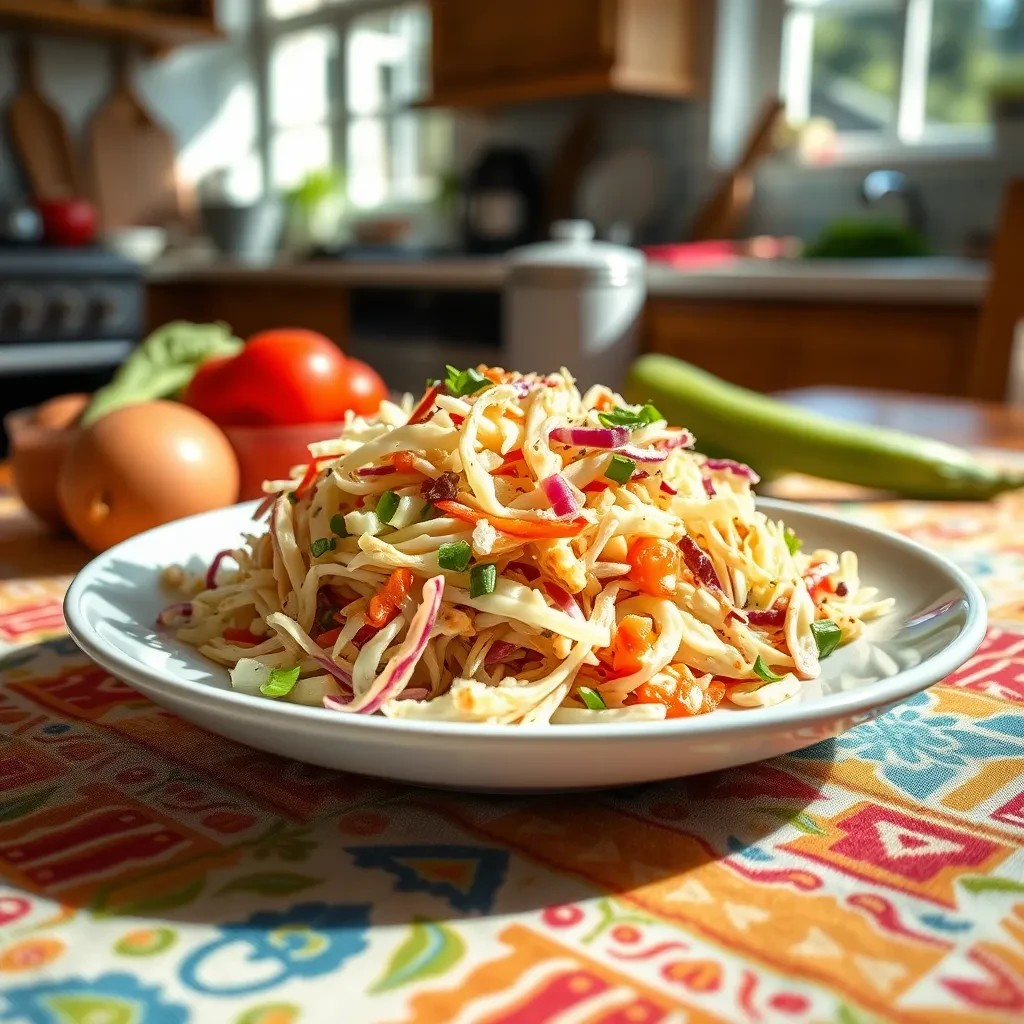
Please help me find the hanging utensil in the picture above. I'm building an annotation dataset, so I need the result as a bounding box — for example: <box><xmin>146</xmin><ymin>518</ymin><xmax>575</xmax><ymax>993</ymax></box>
<box><xmin>87</xmin><ymin>50</ymin><xmax>184</xmax><ymax>230</ymax></box>
<box><xmin>7</xmin><ymin>40</ymin><xmax>82</xmax><ymax>201</ymax></box>
<box><xmin>689</xmin><ymin>98</ymin><xmax>785</xmax><ymax>241</ymax></box>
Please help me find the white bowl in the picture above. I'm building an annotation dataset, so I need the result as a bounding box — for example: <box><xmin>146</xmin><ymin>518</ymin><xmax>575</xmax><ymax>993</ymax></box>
<box><xmin>104</xmin><ymin>227</ymin><xmax>167</xmax><ymax>265</ymax></box>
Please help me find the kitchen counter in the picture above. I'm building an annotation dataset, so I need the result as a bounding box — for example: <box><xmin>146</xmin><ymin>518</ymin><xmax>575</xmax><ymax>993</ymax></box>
<box><xmin>148</xmin><ymin>253</ymin><xmax>989</xmax><ymax>303</ymax></box>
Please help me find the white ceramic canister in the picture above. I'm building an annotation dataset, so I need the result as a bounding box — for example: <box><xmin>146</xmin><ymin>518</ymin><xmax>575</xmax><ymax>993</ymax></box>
<box><xmin>503</xmin><ymin>220</ymin><xmax>646</xmax><ymax>392</ymax></box>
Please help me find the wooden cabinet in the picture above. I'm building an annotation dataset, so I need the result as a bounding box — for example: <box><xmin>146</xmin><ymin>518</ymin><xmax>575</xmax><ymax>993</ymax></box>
<box><xmin>426</xmin><ymin>0</ymin><xmax>700</xmax><ymax>107</ymax></box>
<box><xmin>643</xmin><ymin>297</ymin><xmax>983</xmax><ymax>398</ymax></box>
<box><xmin>0</xmin><ymin>0</ymin><xmax>222</xmax><ymax>55</ymax></box>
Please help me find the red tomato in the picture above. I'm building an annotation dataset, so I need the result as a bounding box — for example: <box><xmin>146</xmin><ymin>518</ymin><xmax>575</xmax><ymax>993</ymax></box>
<box><xmin>341</xmin><ymin>357</ymin><xmax>388</xmax><ymax>416</ymax></box>
<box><xmin>38</xmin><ymin>198</ymin><xmax>97</xmax><ymax>247</ymax></box>
<box><xmin>183</xmin><ymin>329</ymin><xmax>352</xmax><ymax>426</ymax></box>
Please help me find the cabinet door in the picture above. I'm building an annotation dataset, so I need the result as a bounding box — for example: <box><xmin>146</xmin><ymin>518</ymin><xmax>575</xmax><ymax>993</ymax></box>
<box><xmin>431</xmin><ymin>0</ymin><xmax>616</xmax><ymax>90</ymax></box>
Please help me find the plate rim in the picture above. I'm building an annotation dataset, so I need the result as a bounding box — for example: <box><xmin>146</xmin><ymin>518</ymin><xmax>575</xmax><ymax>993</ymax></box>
<box><xmin>63</xmin><ymin>497</ymin><xmax>988</xmax><ymax>741</ymax></box>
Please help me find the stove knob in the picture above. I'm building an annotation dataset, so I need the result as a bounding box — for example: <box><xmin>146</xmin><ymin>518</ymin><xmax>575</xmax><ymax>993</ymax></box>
<box><xmin>53</xmin><ymin>288</ymin><xmax>88</xmax><ymax>334</ymax></box>
<box><xmin>91</xmin><ymin>289</ymin><xmax>126</xmax><ymax>332</ymax></box>
<box><xmin>1</xmin><ymin>286</ymin><xmax>46</xmax><ymax>335</ymax></box>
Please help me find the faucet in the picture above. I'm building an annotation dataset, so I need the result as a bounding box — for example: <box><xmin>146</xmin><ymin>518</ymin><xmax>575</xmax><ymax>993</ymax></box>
<box><xmin>860</xmin><ymin>170</ymin><xmax>926</xmax><ymax>237</ymax></box>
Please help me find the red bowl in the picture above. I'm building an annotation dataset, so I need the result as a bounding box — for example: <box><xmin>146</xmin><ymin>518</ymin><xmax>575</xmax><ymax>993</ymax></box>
<box><xmin>222</xmin><ymin>421</ymin><xmax>346</xmax><ymax>500</ymax></box>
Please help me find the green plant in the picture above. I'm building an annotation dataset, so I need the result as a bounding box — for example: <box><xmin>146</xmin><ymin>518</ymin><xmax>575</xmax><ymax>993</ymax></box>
<box><xmin>286</xmin><ymin>168</ymin><xmax>346</xmax><ymax>213</ymax></box>
<box><xmin>804</xmin><ymin>218</ymin><xmax>930</xmax><ymax>260</ymax></box>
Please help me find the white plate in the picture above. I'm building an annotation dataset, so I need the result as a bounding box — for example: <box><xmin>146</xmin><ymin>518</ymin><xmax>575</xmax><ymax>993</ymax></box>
<box><xmin>64</xmin><ymin>499</ymin><xmax>986</xmax><ymax>791</ymax></box>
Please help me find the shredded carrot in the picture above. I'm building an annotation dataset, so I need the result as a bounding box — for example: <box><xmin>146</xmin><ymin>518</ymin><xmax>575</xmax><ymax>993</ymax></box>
<box><xmin>366</xmin><ymin>568</ymin><xmax>415</xmax><ymax>628</ymax></box>
<box><xmin>432</xmin><ymin>500</ymin><xmax>586</xmax><ymax>540</ymax></box>
<box><xmin>391</xmin><ymin>451</ymin><xmax>418</xmax><ymax>474</ymax></box>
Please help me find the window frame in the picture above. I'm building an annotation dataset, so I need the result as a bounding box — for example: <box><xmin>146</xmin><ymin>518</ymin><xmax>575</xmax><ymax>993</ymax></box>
<box><xmin>722</xmin><ymin>0</ymin><xmax>1001</xmax><ymax>169</ymax></box>
<box><xmin>252</xmin><ymin>0</ymin><xmax>440</xmax><ymax>209</ymax></box>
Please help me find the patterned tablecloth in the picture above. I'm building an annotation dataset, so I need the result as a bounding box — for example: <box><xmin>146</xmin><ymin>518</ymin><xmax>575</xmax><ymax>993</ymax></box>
<box><xmin>1</xmin><ymin>477</ymin><xmax>1023</xmax><ymax>1024</ymax></box>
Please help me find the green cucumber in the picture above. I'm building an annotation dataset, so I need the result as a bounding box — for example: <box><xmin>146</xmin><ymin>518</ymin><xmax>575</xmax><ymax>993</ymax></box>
<box><xmin>626</xmin><ymin>354</ymin><xmax>1024</xmax><ymax>500</ymax></box>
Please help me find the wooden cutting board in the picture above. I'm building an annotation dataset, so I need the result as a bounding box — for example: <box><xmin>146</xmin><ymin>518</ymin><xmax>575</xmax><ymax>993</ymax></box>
<box><xmin>7</xmin><ymin>42</ymin><xmax>81</xmax><ymax>200</ymax></box>
<box><xmin>87</xmin><ymin>53</ymin><xmax>183</xmax><ymax>230</ymax></box>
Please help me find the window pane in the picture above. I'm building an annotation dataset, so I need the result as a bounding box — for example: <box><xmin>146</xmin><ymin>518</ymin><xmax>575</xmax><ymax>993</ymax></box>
<box><xmin>267</xmin><ymin>0</ymin><xmax>356</xmax><ymax>19</ymax></box>
<box><xmin>347</xmin><ymin>118</ymin><xmax>388</xmax><ymax>207</ymax></box>
<box><xmin>346</xmin><ymin>112</ymin><xmax>450</xmax><ymax>208</ymax></box>
<box><xmin>927</xmin><ymin>0</ymin><xmax>1024</xmax><ymax>128</ymax></box>
<box><xmin>808</xmin><ymin>3</ymin><xmax>902</xmax><ymax>132</ymax></box>
<box><xmin>270</xmin><ymin>27</ymin><xmax>339</xmax><ymax>129</ymax></box>
<box><xmin>346</xmin><ymin>3</ymin><xmax>430</xmax><ymax>114</ymax></box>
<box><xmin>271</xmin><ymin>123</ymin><xmax>334</xmax><ymax>191</ymax></box>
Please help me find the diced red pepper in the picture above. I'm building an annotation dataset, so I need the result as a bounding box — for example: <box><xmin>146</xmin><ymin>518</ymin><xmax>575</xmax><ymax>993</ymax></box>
<box><xmin>224</xmin><ymin>627</ymin><xmax>262</xmax><ymax>646</ymax></box>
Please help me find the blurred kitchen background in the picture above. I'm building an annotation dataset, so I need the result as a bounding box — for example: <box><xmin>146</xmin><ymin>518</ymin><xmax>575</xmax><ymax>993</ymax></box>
<box><xmin>3</xmin><ymin>0</ymin><xmax>1024</xmax><ymax>456</ymax></box>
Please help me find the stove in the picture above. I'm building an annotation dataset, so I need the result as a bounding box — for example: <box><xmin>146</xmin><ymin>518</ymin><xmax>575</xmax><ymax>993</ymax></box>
<box><xmin>0</xmin><ymin>246</ymin><xmax>144</xmax><ymax>454</ymax></box>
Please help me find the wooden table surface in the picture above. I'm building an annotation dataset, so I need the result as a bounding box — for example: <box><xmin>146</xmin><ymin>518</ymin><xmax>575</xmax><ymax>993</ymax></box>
<box><xmin>774</xmin><ymin>386</ymin><xmax>1024</xmax><ymax>451</ymax></box>
<box><xmin>2</xmin><ymin>387</ymin><xmax>1022</xmax><ymax>575</ymax></box>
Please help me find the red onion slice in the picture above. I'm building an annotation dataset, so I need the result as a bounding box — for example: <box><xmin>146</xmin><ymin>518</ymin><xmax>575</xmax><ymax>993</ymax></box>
<box><xmin>253</xmin><ymin>492</ymin><xmax>277</xmax><ymax>521</ymax></box>
<box><xmin>540</xmin><ymin>473</ymin><xmax>582</xmax><ymax>519</ymax></box>
<box><xmin>747</xmin><ymin>605</ymin><xmax>787</xmax><ymax>628</ymax></box>
<box><xmin>659</xmin><ymin>480</ymin><xmax>678</xmax><ymax>496</ymax></box>
<box><xmin>543</xmin><ymin>581</ymin><xmax>584</xmax><ymax>620</ymax></box>
<box><xmin>205</xmin><ymin>550</ymin><xmax>236</xmax><ymax>591</ymax></box>
<box><xmin>357</xmin><ymin>465</ymin><xmax>397</xmax><ymax>477</ymax></box>
<box><xmin>549</xmin><ymin>425</ymin><xmax>630</xmax><ymax>449</ymax></box>
<box><xmin>702</xmin><ymin>477</ymin><xmax>716</xmax><ymax>499</ymax></box>
<box><xmin>656</xmin><ymin>430</ymin><xmax>696</xmax><ymax>451</ymax></box>
<box><xmin>156</xmin><ymin>602</ymin><xmax>192</xmax><ymax>628</ymax></box>
<box><xmin>395</xmin><ymin>687</ymin><xmax>430</xmax><ymax>701</ymax></box>
<box><xmin>703</xmin><ymin>458</ymin><xmax>761</xmax><ymax>484</ymax></box>
<box><xmin>324</xmin><ymin>575</ymin><xmax>444</xmax><ymax>714</ymax></box>
<box><xmin>679</xmin><ymin>535</ymin><xmax>722</xmax><ymax>592</ymax></box>
<box><xmin>314</xmin><ymin>654</ymin><xmax>354</xmax><ymax>693</ymax></box>
<box><xmin>485</xmin><ymin>640</ymin><xmax>521</xmax><ymax>668</ymax></box>
<box><xmin>614</xmin><ymin>444</ymin><xmax>672</xmax><ymax>463</ymax></box>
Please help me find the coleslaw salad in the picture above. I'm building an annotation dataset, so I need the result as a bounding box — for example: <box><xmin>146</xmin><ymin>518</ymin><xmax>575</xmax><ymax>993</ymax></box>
<box><xmin>161</xmin><ymin>366</ymin><xmax>893</xmax><ymax>725</ymax></box>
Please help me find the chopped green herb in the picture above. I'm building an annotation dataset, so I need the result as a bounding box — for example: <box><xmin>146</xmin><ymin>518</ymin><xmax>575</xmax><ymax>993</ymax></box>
<box><xmin>444</xmin><ymin>364</ymin><xmax>492</xmax><ymax>398</ymax></box>
<box><xmin>470</xmin><ymin>562</ymin><xmax>498</xmax><ymax>598</ymax></box>
<box><xmin>376</xmin><ymin>490</ymin><xmax>400</xmax><ymax>524</ymax></box>
<box><xmin>753</xmin><ymin>655</ymin><xmax>784</xmax><ymax>683</ymax></box>
<box><xmin>597</xmin><ymin>402</ymin><xmax>663</xmax><ymax>429</ymax></box>
<box><xmin>329</xmin><ymin>513</ymin><xmax>348</xmax><ymax>538</ymax></box>
<box><xmin>784</xmin><ymin>528</ymin><xmax>802</xmax><ymax>555</ymax></box>
<box><xmin>260</xmin><ymin>665</ymin><xmax>300</xmax><ymax>698</ymax></box>
<box><xmin>310</xmin><ymin>537</ymin><xmax>336</xmax><ymax>558</ymax></box>
<box><xmin>286</xmin><ymin>490</ymin><xmax>299</xmax><ymax>504</ymax></box>
<box><xmin>605</xmin><ymin>453</ymin><xmax>637</xmax><ymax>484</ymax></box>
<box><xmin>810</xmin><ymin>619</ymin><xmax>843</xmax><ymax>659</ymax></box>
<box><xmin>578</xmin><ymin>686</ymin><xmax>607</xmax><ymax>710</ymax></box>
<box><xmin>438</xmin><ymin>540</ymin><xmax>472</xmax><ymax>572</ymax></box>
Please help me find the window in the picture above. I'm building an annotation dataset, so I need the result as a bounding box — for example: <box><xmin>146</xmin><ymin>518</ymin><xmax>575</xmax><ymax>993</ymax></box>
<box><xmin>781</xmin><ymin>0</ymin><xmax>1024</xmax><ymax>151</ymax></box>
<box><xmin>261</xmin><ymin>0</ymin><xmax>450</xmax><ymax>208</ymax></box>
